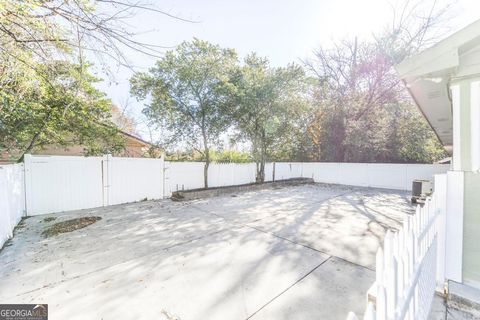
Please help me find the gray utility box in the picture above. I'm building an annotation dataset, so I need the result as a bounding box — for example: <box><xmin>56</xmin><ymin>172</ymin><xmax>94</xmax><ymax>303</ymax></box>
<box><xmin>411</xmin><ymin>179</ymin><xmax>432</xmax><ymax>204</ymax></box>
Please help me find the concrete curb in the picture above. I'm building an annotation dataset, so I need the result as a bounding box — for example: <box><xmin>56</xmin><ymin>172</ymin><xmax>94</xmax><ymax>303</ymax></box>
<box><xmin>171</xmin><ymin>178</ymin><xmax>315</xmax><ymax>201</ymax></box>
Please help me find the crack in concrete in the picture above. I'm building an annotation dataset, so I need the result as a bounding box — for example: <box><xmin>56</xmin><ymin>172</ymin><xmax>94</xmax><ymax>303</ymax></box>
<box><xmin>190</xmin><ymin>189</ymin><xmax>376</xmax><ymax>272</ymax></box>
<box><xmin>245</xmin><ymin>256</ymin><xmax>332</xmax><ymax>320</ymax></box>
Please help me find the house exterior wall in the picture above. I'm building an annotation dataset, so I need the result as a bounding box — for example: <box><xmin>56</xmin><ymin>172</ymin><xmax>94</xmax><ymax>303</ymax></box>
<box><xmin>452</xmin><ymin>77</ymin><xmax>480</xmax><ymax>287</ymax></box>
<box><xmin>463</xmin><ymin>171</ymin><xmax>480</xmax><ymax>288</ymax></box>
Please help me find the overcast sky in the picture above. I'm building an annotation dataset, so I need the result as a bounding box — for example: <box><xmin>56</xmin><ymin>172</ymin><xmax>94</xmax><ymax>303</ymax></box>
<box><xmin>93</xmin><ymin>0</ymin><xmax>480</xmax><ymax>140</ymax></box>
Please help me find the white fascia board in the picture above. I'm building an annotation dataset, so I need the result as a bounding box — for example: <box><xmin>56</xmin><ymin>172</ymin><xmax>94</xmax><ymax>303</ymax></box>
<box><xmin>396</xmin><ymin>19</ymin><xmax>480</xmax><ymax>79</ymax></box>
<box><xmin>396</xmin><ymin>48</ymin><xmax>458</xmax><ymax>79</ymax></box>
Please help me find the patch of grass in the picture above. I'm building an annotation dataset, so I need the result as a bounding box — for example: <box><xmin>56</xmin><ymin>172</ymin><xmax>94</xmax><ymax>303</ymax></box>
<box><xmin>42</xmin><ymin>216</ymin><xmax>102</xmax><ymax>238</ymax></box>
<box><xmin>43</xmin><ymin>217</ymin><xmax>56</xmax><ymax>223</ymax></box>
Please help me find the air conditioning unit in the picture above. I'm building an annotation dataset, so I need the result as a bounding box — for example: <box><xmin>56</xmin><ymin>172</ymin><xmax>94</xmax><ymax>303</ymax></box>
<box><xmin>411</xmin><ymin>179</ymin><xmax>432</xmax><ymax>204</ymax></box>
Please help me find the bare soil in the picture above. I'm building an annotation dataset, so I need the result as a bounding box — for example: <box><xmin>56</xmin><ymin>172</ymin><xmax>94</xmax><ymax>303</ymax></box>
<box><xmin>42</xmin><ymin>216</ymin><xmax>102</xmax><ymax>237</ymax></box>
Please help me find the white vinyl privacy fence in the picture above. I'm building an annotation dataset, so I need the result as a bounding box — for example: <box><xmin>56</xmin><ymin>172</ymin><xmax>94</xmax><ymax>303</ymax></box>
<box><xmin>0</xmin><ymin>163</ymin><xmax>25</xmax><ymax>248</ymax></box>
<box><xmin>164</xmin><ymin>162</ymin><xmax>274</xmax><ymax>194</ymax></box>
<box><xmin>274</xmin><ymin>162</ymin><xmax>448</xmax><ymax>190</ymax></box>
<box><xmin>164</xmin><ymin>162</ymin><xmax>448</xmax><ymax>193</ymax></box>
<box><xmin>2</xmin><ymin>155</ymin><xmax>449</xmax><ymax>220</ymax></box>
<box><xmin>347</xmin><ymin>174</ymin><xmax>448</xmax><ymax>320</ymax></box>
<box><xmin>24</xmin><ymin>154</ymin><xmax>164</xmax><ymax>216</ymax></box>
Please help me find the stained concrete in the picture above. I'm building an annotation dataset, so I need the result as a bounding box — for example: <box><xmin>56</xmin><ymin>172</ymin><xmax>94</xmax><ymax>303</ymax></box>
<box><xmin>0</xmin><ymin>184</ymin><xmax>413</xmax><ymax>319</ymax></box>
<box><xmin>428</xmin><ymin>293</ymin><xmax>480</xmax><ymax>320</ymax></box>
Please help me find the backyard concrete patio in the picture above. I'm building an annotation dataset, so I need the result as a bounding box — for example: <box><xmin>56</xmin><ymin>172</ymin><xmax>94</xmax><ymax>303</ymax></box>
<box><xmin>0</xmin><ymin>183</ymin><xmax>413</xmax><ymax>320</ymax></box>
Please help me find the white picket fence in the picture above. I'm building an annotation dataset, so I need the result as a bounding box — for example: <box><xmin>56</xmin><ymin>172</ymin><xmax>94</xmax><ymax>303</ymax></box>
<box><xmin>347</xmin><ymin>175</ymin><xmax>447</xmax><ymax>320</ymax></box>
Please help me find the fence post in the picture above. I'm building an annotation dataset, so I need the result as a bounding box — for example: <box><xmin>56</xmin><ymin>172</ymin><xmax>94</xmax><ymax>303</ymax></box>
<box><xmin>23</xmin><ymin>154</ymin><xmax>33</xmax><ymax>216</ymax></box>
<box><xmin>434</xmin><ymin>174</ymin><xmax>447</xmax><ymax>292</ymax></box>
<box><xmin>102</xmin><ymin>154</ymin><xmax>112</xmax><ymax>206</ymax></box>
<box><xmin>272</xmin><ymin>162</ymin><xmax>276</xmax><ymax>181</ymax></box>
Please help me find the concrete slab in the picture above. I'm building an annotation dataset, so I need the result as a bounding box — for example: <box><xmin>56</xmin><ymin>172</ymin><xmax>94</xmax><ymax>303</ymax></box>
<box><xmin>2</xmin><ymin>226</ymin><xmax>329</xmax><ymax>320</ymax></box>
<box><xmin>249</xmin><ymin>257</ymin><xmax>375</xmax><ymax>320</ymax></box>
<box><xmin>193</xmin><ymin>184</ymin><xmax>411</xmax><ymax>268</ymax></box>
<box><xmin>0</xmin><ymin>184</ymin><xmax>413</xmax><ymax>319</ymax></box>
<box><xmin>0</xmin><ymin>201</ymin><xmax>228</xmax><ymax>298</ymax></box>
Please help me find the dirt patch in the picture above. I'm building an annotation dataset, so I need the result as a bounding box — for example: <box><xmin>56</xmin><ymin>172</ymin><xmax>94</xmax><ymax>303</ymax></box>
<box><xmin>43</xmin><ymin>217</ymin><xmax>57</xmax><ymax>223</ymax></box>
<box><xmin>42</xmin><ymin>216</ymin><xmax>102</xmax><ymax>237</ymax></box>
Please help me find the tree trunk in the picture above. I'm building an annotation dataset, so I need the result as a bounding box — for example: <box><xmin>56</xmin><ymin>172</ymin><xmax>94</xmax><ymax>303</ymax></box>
<box><xmin>202</xmin><ymin>133</ymin><xmax>210</xmax><ymax>189</ymax></box>
<box><xmin>20</xmin><ymin>110</ymin><xmax>53</xmax><ymax>160</ymax></box>
<box><xmin>256</xmin><ymin>130</ymin><xmax>266</xmax><ymax>183</ymax></box>
<box><xmin>204</xmin><ymin>160</ymin><xmax>209</xmax><ymax>189</ymax></box>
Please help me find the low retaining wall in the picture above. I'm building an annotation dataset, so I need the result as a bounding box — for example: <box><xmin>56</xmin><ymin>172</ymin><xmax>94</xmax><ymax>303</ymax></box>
<box><xmin>171</xmin><ymin>178</ymin><xmax>314</xmax><ymax>201</ymax></box>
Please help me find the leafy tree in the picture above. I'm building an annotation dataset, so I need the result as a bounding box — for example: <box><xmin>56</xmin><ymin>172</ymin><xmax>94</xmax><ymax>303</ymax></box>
<box><xmin>0</xmin><ymin>57</ymin><xmax>125</xmax><ymax>160</ymax></box>
<box><xmin>130</xmin><ymin>39</ymin><xmax>238</xmax><ymax>187</ymax></box>
<box><xmin>0</xmin><ymin>0</ymin><xmax>182</xmax><ymax>161</ymax></box>
<box><xmin>231</xmin><ymin>54</ymin><xmax>310</xmax><ymax>182</ymax></box>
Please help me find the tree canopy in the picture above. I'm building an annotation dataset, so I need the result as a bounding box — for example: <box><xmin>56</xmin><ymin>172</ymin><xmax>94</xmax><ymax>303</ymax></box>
<box><xmin>230</xmin><ymin>54</ymin><xmax>311</xmax><ymax>181</ymax></box>
<box><xmin>130</xmin><ymin>39</ymin><xmax>238</xmax><ymax>187</ymax></box>
<box><xmin>0</xmin><ymin>58</ymin><xmax>125</xmax><ymax>160</ymax></box>
<box><xmin>0</xmin><ymin>0</ymin><xmax>181</xmax><ymax>160</ymax></box>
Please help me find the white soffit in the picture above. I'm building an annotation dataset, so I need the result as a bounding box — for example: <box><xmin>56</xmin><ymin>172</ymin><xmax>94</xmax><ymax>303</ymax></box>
<box><xmin>405</xmin><ymin>76</ymin><xmax>453</xmax><ymax>147</ymax></box>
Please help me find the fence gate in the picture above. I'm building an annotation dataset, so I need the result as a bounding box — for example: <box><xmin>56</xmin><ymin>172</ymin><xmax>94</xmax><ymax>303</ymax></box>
<box><xmin>24</xmin><ymin>154</ymin><xmax>165</xmax><ymax>216</ymax></box>
<box><xmin>24</xmin><ymin>155</ymin><xmax>104</xmax><ymax>215</ymax></box>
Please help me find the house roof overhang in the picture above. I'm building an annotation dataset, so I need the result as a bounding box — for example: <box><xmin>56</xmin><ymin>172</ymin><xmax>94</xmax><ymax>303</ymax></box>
<box><xmin>395</xmin><ymin>19</ymin><xmax>480</xmax><ymax>154</ymax></box>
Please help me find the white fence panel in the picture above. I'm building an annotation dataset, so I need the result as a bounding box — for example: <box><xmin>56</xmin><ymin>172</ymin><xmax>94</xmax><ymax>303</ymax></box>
<box><xmin>312</xmin><ymin>163</ymin><xmax>341</xmax><ymax>184</ymax></box>
<box><xmin>338</xmin><ymin>163</ymin><xmax>369</xmax><ymax>187</ymax></box>
<box><xmin>367</xmin><ymin>163</ymin><xmax>407</xmax><ymax>190</ymax></box>
<box><xmin>165</xmin><ymin>161</ymin><xmax>205</xmax><ymax>195</ymax></box>
<box><xmin>233</xmin><ymin>163</ymin><xmax>256</xmax><ymax>185</ymax></box>
<box><xmin>300</xmin><ymin>162</ymin><xmax>317</xmax><ymax>179</ymax></box>
<box><xmin>25</xmin><ymin>155</ymin><xmax>104</xmax><ymax>215</ymax></box>
<box><xmin>0</xmin><ymin>164</ymin><xmax>25</xmax><ymax>248</ymax></box>
<box><xmin>107</xmin><ymin>156</ymin><xmax>164</xmax><ymax>205</ymax></box>
<box><xmin>312</xmin><ymin>163</ymin><xmax>448</xmax><ymax>190</ymax></box>
<box><xmin>208</xmin><ymin>163</ymin><xmax>256</xmax><ymax>187</ymax></box>
<box><xmin>208</xmin><ymin>163</ymin><xmax>232</xmax><ymax>187</ymax></box>
<box><xmin>265</xmin><ymin>163</ymin><xmax>274</xmax><ymax>182</ymax></box>
<box><xmin>275</xmin><ymin>162</ymin><xmax>303</xmax><ymax>180</ymax></box>
<box><xmin>21</xmin><ymin>157</ymin><xmax>451</xmax><ymax>214</ymax></box>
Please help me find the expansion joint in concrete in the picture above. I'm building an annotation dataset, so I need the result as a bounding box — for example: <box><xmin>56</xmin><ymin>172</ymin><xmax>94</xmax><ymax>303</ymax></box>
<box><xmin>245</xmin><ymin>256</ymin><xmax>332</xmax><ymax>319</ymax></box>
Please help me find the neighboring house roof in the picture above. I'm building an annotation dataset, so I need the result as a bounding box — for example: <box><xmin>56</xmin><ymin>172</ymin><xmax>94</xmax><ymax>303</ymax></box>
<box><xmin>119</xmin><ymin>130</ymin><xmax>156</xmax><ymax>148</ymax></box>
<box><xmin>395</xmin><ymin>19</ymin><xmax>480</xmax><ymax>153</ymax></box>
<box><xmin>0</xmin><ymin>129</ymin><xmax>160</xmax><ymax>163</ymax></box>
<box><xmin>33</xmin><ymin>129</ymin><xmax>160</xmax><ymax>158</ymax></box>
